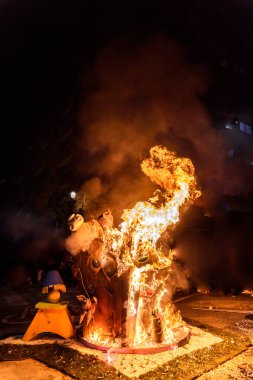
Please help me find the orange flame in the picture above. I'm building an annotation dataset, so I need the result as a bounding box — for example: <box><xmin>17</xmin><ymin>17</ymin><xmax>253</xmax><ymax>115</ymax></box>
<box><xmin>93</xmin><ymin>146</ymin><xmax>201</xmax><ymax>347</ymax></box>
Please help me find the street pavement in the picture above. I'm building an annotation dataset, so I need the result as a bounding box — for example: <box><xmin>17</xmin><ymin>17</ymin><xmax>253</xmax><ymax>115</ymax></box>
<box><xmin>0</xmin><ymin>285</ymin><xmax>253</xmax><ymax>379</ymax></box>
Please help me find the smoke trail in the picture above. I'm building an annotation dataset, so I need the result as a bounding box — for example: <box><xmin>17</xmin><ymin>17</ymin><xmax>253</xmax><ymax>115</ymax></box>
<box><xmin>76</xmin><ymin>34</ymin><xmax>223</xmax><ymax>223</ymax></box>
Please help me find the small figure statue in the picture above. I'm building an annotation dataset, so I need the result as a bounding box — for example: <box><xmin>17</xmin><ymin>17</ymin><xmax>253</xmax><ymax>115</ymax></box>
<box><xmin>65</xmin><ymin>209</ymin><xmax>128</xmax><ymax>343</ymax></box>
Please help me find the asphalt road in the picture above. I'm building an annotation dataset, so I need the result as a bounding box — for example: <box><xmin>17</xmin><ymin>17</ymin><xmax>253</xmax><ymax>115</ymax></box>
<box><xmin>176</xmin><ymin>291</ymin><xmax>253</xmax><ymax>342</ymax></box>
<box><xmin>0</xmin><ymin>284</ymin><xmax>82</xmax><ymax>338</ymax></box>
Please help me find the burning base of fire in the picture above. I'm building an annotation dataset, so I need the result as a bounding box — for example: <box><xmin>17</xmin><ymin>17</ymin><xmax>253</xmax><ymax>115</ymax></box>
<box><xmin>79</xmin><ymin>324</ymin><xmax>190</xmax><ymax>354</ymax></box>
<box><xmin>0</xmin><ymin>325</ymin><xmax>224</xmax><ymax>379</ymax></box>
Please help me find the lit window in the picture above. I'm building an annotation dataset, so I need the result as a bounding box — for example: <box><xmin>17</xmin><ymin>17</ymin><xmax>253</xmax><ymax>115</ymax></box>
<box><xmin>246</xmin><ymin>125</ymin><xmax>252</xmax><ymax>134</ymax></box>
<box><xmin>239</xmin><ymin>122</ymin><xmax>252</xmax><ymax>135</ymax></box>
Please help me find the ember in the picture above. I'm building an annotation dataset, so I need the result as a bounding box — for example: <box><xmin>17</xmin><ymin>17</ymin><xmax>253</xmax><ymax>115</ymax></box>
<box><xmin>66</xmin><ymin>145</ymin><xmax>201</xmax><ymax>353</ymax></box>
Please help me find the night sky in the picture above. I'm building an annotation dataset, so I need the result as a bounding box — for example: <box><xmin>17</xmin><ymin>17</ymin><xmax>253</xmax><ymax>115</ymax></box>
<box><xmin>1</xmin><ymin>0</ymin><xmax>253</xmax><ymax>289</ymax></box>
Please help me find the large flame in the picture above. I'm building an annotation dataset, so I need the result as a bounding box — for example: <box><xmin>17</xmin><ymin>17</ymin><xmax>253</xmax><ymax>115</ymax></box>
<box><xmin>88</xmin><ymin>145</ymin><xmax>201</xmax><ymax>347</ymax></box>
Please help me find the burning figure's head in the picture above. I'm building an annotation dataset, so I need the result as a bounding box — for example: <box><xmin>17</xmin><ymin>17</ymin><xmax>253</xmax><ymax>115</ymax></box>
<box><xmin>97</xmin><ymin>209</ymin><xmax>113</xmax><ymax>230</ymax></box>
<box><xmin>68</xmin><ymin>213</ymin><xmax>84</xmax><ymax>232</ymax></box>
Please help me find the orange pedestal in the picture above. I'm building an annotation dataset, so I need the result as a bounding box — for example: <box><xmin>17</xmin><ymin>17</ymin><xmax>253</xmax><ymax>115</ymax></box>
<box><xmin>22</xmin><ymin>302</ymin><xmax>75</xmax><ymax>342</ymax></box>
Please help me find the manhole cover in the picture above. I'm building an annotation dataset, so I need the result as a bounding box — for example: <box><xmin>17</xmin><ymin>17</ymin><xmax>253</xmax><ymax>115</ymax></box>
<box><xmin>236</xmin><ymin>319</ymin><xmax>253</xmax><ymax>331</ymax></box>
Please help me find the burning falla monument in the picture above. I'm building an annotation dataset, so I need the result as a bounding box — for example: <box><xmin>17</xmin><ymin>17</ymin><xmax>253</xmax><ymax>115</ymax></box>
<box><xmin>65</xmin><ymin>145</ymin><xmax>201</xmax><ymax>353</ymax></box>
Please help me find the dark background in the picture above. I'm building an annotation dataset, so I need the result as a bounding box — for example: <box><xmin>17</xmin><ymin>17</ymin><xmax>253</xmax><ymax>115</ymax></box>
<box><xmin>0</xmin><ymin>0</ymin><xmax>253</xmax><ymax>290</ymax></box>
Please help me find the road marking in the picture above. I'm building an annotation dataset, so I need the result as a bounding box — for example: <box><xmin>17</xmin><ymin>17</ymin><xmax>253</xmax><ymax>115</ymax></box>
<box><xmin>1</xmin><ymin>316</ymin><xmax>32</xmax><ymax>324</ymax></box>
<box><xmin>174</xmin><ymin>293</ymin><xmax>197</xmax><ymax>303</ymax></box>
<box><xmin>21</xmin><ymin>306</ymin><xmax>30</xmax><ymax>319</ymax></box>
<box><xmin>2</xmin><ymin>291</ymin><xmax>28</xmax><ymax>306</ymax></box>
<box><xmin>192</xmin><ymin>307</ymin><xmax>253</xmax><ymax>314</ymax></box>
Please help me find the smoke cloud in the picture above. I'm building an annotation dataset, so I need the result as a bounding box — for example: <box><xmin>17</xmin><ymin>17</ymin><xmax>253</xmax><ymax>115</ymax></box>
<box><xmin>173</xmin><ymin>208</ymin><xmax>253</xmax><ymax>292</ymax></box>
<box><xmin>77</xmin><ymin>35</ymin><xmax>224</xmax><ymax>223</ymax></box>
<box><xmin>74</xmin><ymin>34</ymin><xmax>253</xmax><ymax>291</ymax></box>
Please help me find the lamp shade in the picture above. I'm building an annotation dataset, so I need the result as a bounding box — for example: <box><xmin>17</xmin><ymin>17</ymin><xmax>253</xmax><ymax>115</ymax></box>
<box><xmin>42</xmin><ymin>270</ymin><xmax>65</xmax><ymax>287</ymax></box>
<box><xmin>41</xmin><ymin>270</ymin><xmax>66</xmax><ymax>296</ymax></box>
